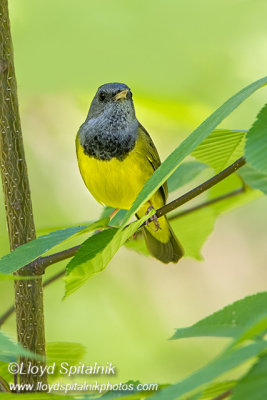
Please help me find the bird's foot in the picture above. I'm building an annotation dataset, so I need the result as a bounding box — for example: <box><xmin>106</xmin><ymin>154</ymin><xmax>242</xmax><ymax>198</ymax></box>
<box><xmin>145</xmin><ymin>205</ymin><xmax>161</xmax><ymax>232</ymax></box>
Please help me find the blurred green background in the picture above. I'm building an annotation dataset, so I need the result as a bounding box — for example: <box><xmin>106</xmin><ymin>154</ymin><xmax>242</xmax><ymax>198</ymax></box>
<box><xmin>1</xmin><ymin>0</ymin><xmax>267</xmax><ymax>386</ymax></box>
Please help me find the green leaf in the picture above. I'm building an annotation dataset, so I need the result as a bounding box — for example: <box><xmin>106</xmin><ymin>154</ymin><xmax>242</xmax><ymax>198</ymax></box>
<box><xmin>170</xmin><ymin>207</ymin><xmax>217</xmax><ymax>260</ymax></box>
<box><xmin>0</xmin><ymin>226</ymin><xmax>86</xmax><ymax>275</ymax></box>
<box><xmin>167</xmin><ymin>161</ymin><xmax>207</xmax><ymax>193</ymax></box>
<box><xmin>91</xmin><ymin>78</ymin><xmax>267</xmax><ymax>274</ymax></box>
<box><xmin>149</xmin><ymin>342</ymin><xmax>267</xmax><ymax>400</ymax></box>
<box><xmin>0</xmin><ymin>219</ymin><xmax>109</xmax><ymax>276</ymax></box>
<box><xmin>239</xmin><ymin>165</ymin><xmax>267</xmax><ymax>195</ymax></box>
<box><xmin>166</xmin><ymin>175</ymin><xmax>254</xmax><ymax>260</ymax></box>
<box><xmin>0</xmin><ymin>391</ymin><xmax>72</xmax><ymax>399</ymax></box>
<box><xmin>233</xmin><ymin>312</ymin><xmax>267</xmax><ymax>346</ymax></box>
<box><xmin>121</xmin><ymin>77</ymin><xmax>267</xmax><ymax>228</ymax></box>
<box><xmin>101</xmin><ymin>207</ymin><xmax>128</xmax><ymax>228</ymax></box>
<box><xmin>124</xmin><ymin>234</ymin><xmax>149</xmax><ymax>256</ymax></box>
<box><xmin>172</xmin><ymin>292</ymin><xmax>267</xmax><ymax>340</ymax></box>
<box><xmin>127</xmin><ymin>175</ymin><xmax>259</xmax><ymax>261</ymax></box>
<box><xmin>192</xmin><ymin>129</ymin><xmax>246</xmax><ymax>172</ymax></box>
<box><xmin>64</xmin><ymin>212</ymin><xmax>153</xmax><ymax>298</ymax></box>
<box><xmin>47</xmin><ymin>342</ymin><xmax>86</xmax><ymax>364</ymax></box>
<box><xmin>245</xmin><ymin>103</ymin><xmax>267</xmax><ymax>174</ymax></box>
<box><xmin>186</xmin><ymin>381</ymin><xmax>236</xmax><ymax>400</ymax></box>
<box><xmin>64</xmin><ymin>229</ymin><xmax>117</xmax><ymax>298</ymax></box>
<box><xmin>0</xmin><ymin>331</ymin><xmax>38</xmax><ymax>362</ymax></box>
<box><xmin>46</xmin><ymin>341</ymin><xmax>87</xmax><ymax>379</ymax></box>
<box><xmin>231</xmin><ymin>355</ymin><xmax>267</xmax><ymax>400</ymax></box>
<box><xmin>198</xmin><ymin>381</ymin><xmax>236</xmax><ymax>399</ymax></box>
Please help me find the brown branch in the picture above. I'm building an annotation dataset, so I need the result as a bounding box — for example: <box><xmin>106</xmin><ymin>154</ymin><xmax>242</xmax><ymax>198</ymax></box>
<box><xmin>0</xmin><ymin>158</ymin><xmax>248</xmax><ymax>327</ymax></box>
<box><xmin>156</xmin><ymin>157</ymin><xmax>246</xmax><ymax>218</ymax></box>
<box><xmin>0</xmin><ymin>270</ymin><xmax>65</xmax><ymax>327</ymax></box>
<box><xmin>211</xmin><ymin>389</ymin><xmax>232</xmax><ymax>400</ymax></box>
<box><xmin>9</xmin><ymin>157</ymin><xmax>248</xmax><ymax>276</ymax></box>
<box><xmin>28</xmin><ymin>245</ymin><xmax>81</xmax><ymax>274</ymax></box>
<box><xmin>0</xmin><ymin>0</ymin><xmax>47</xmax><ymax>389</ymax></box>
<box><xmin>168</xmin><ymin>187</ymin><xmax>245</xmax><ymax>221</ymax></box>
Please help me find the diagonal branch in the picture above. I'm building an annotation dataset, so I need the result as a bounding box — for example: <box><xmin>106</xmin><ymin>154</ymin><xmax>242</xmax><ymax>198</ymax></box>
<box><xmin>0</xmin><ymin>157</ymin><xmax>247</xmax><ymax>327</ymax></box>
<box><xmin>168</xmin><ymin>187</ymin><xmax>245</xmax><ymax>221</ymax></box>
<box><xmin>211</xmin><ymin>389</ymin><xmax>232</xmax><ymax>400</ymax></box>
<box><xmin>156</xmin><ymin>157</ymin><xmax>246</xmax><ymax>218</ymax></box>
<box><xmin>24</xmin><ymin>157</ymin><xmax>248</xmax><ymax>272</ymax></box>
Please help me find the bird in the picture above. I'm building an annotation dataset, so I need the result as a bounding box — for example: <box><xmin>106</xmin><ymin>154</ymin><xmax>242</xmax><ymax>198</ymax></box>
<box><xmin>76</xmin><ymin>82</ymin><xmax>184</xmax><ymax>263</ymax></box>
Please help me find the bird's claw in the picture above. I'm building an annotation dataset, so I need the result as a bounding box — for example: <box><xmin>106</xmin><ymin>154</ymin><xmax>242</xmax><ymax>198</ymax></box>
<box><xmin>145</xmin><ymin>205</ymin><xmax>161</xmax><ymax>232</ymax></box>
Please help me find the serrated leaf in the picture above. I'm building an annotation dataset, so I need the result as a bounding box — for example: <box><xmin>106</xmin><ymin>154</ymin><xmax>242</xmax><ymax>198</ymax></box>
<box><xmin>172</xmin><ymin>292</ymin><xmax>267</xmax><ymax>340</ymax></box>
<box><xmin>245</xmin><ymin>103</ymin><xmax>267</xmax><ymax>174</ymax></box>
<box><xmin>207</xmin><ymin>175</ymin><xmax>261</xmax><ymax>214</ymax></box>
<box><xmin>239</xmin><ymin>165</ymin><xmax>267</xmax><ymax>195</ymax></box>
<box><xmin>64</xmin><ymin>229</ymin><xmax>117</xmax><ymax>298</ymax></box>
<box><xmin>171</xmin><ymin>207</ymin><xmax>216</xmax><ymax>260</ymax></box>
<box><xmin>231</xmin><ymin>355</ymin><xmax>267</xmax><ymax>400</ymax></box>
<box><xmin>64</xmin><ymin>212</ymin><xmax>153</xmax><ymax>298</ymax></box>
<box><xmin>192</xmin><ymin>129</ymin><xmax>246</xmax><ymax>172</ymax></box>
<box><xmin>149</xmin><ymin>342</ymin><xmax>267</xmax><ymax>400</ymax></box>
<box><xmin>233</xmin><ymin>312</ymin><xmax>267</xmax><ymax>346</ymax></box>
<box><xmin>127</xmin><ymin>175</ymin><xmax>259</xmax><ymax>261</ymax></box>
<box><xmin>167</xmin><ymin>161</ymin><xmax>207</xmax><ymax>193</ymax></box>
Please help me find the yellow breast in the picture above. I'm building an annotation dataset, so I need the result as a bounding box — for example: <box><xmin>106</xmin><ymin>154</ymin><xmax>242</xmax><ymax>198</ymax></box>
<box><xmin>76</xmin><ymin>133</ymin><xmax>154</xmax><ymax>210</ymax></box>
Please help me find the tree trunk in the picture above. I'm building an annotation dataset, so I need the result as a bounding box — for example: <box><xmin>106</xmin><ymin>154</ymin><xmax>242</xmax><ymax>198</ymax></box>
<box><xmin>0</xmin><ymin>0</ymin><xmax>47</xmax><ymax>390</ymax></box>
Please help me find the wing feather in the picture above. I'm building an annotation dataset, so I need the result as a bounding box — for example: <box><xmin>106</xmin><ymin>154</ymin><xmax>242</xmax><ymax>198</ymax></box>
<box><xmin>138</xmin><ymin>123</ymin><xmax>168</xmax><ymax>203</ymax></box>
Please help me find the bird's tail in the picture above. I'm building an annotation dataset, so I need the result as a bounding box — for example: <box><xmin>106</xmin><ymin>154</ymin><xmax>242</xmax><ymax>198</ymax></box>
<box><xmin>142</xmin><ymin>216</ymin><xmax>184</xmax><ymax>264</ymax></box>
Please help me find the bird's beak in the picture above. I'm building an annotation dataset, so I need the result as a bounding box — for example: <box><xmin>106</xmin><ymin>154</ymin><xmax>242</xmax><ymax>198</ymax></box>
<box><xmin>114</xmin><ymin>89</ymin><xmax>128</xmax><ymax>101</ymax></box>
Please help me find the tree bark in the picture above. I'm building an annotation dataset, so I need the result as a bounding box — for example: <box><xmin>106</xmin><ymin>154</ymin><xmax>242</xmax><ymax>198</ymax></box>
<box><xmin>0</xmin><ymin>0</ymin><xmax>47</xmax><ymax>390</ymax></box>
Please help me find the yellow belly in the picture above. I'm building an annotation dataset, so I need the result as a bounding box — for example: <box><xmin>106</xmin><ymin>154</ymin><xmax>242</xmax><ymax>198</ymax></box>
<box><xmin>76</xmin><ymin>134</ymin><xmax>153</xmax><ymax>209</ymax></box>
<box><xmin>76</xmin><ymin>134</ymin><xmax>170</xmax><ymax>243</ymax></box>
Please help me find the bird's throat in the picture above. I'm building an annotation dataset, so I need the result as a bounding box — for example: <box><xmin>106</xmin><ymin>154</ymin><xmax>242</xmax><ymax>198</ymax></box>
<box><xmin>79</xmin><ymin>119</ymin><xmax>138</xmax><ymax>161</ymax></box>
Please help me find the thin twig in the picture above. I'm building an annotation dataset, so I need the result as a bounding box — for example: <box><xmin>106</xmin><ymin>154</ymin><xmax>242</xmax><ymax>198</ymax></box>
<box><xmin>0</xmin><ymin>186</ymin><xmax>247</xmax><ymax>327</ymax></box>
<box><xmin>211</xmin><ymin>389</ymin><xmax>232</xmax><ymax>400</ymax></box>
<box><xmin>156</xmin><ymin>157</ymin><xmax>246</xmax><ymax>218</ymax></box>
<box><xmin>0</xmin><ymin>270</ymin><xmax>65</xmax><ymax>327</ymax></box>
<box><xmin>0</xmin><ymin>156</ymin><xmax>247</xmax><ymax>328</ymax></box>
<box><xmin>28</xmin><ymin>245</ymin><xmax>81</xmax><ymax>274</ymax></box>
<box><xmin>10</xmin><ymin>157</ymin><xmax>248</xmax><ymax>276</ymax></box>
<box><xmin>168</xmin><ymin>187</ymin><xmax>245</xmax><ymax>221</ymax></box>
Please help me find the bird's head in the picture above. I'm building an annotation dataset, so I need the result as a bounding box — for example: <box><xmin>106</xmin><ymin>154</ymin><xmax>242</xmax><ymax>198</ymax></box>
<box><xmin>87</xmin><ymin>82</ymin><xmax>135</xmax><ymax>121</ymax></box>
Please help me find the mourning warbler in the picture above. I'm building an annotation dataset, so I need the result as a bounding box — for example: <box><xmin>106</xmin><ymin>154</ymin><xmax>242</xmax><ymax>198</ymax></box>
<box><xmin>76</xmin><ymin>82</ymin><xmax>183</xmax><ymax>263</ymax></box>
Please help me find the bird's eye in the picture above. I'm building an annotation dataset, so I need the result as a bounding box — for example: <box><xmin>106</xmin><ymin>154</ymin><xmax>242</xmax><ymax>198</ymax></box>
<box><xmin>98</xmin><ymin>91</ymin><xmax>106</xmax><ymax>102</ymax></box>
<box><xmin>129</xmin><ymin>90</ymin><xmax>133</xmax><ymax>98</ymax></box>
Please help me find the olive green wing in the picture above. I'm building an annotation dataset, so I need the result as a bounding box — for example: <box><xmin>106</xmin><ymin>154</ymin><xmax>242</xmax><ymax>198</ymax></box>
<box><xmin>138</xmin><ymin>123</ymin><xmax>168</xmax><ymax>203</ymax></box>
